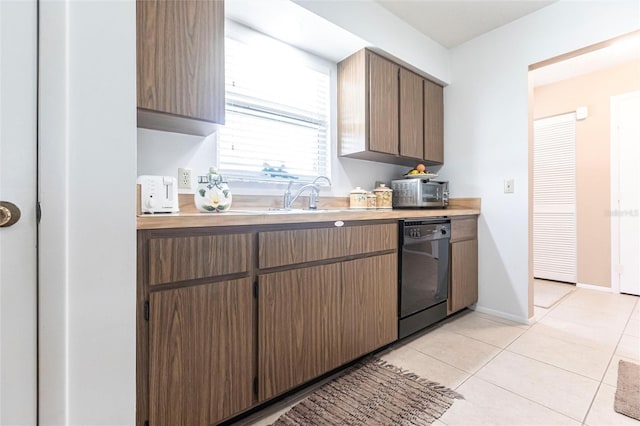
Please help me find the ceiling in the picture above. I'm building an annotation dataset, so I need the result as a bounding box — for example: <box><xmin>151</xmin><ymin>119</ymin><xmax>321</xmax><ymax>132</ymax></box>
<box><xmin>376</xmin><ymin>0</ymin><xmax>556</xmax><ymax>48</ymax></box>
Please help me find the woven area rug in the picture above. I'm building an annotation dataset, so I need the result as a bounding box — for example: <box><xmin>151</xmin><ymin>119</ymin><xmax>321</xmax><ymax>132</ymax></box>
<box><xmin>271</xmin><ymin>358</ymin><xmax>463</xmax><ymax>425</ymax></box>
<box><xmin>615</xmin><ymin>359</ymin><xmax>640</xmax><ymax>420</ymax></box>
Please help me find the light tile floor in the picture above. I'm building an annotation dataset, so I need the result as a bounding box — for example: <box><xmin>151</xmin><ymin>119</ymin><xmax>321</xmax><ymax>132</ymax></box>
<box><xmin>239</xmin><ymin>288</ymin><xmax>640</xmax><ymax>425</ymax></box>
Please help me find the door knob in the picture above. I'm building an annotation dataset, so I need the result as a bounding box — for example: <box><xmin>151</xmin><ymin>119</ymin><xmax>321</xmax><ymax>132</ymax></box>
<box><xmin>0</xmin><ymin>201</ymin><xmax>21</xmax><ymax>227</ymax></box>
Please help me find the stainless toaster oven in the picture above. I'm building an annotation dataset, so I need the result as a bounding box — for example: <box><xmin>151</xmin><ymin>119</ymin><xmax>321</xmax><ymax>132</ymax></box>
<box><xmin>391</xmin><ymin>179</ymin><xmax>449</xmax><ymax>208</ymax></box>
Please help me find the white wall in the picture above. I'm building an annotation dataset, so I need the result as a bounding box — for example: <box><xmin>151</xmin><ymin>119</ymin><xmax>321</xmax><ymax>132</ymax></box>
<box><xmin>137</xmin><ymin>130</ymin><xmax>410</xmax><ymax>199</ymax></box>
<box><xmin>39</xmin><ymin>0</ymin><xmax>136</xmax><ymax>424</ymax></box>
<box><xmin>440</xmin><ymin>0</ymin><xmax>640</xmax><ymax>322</ymax></box>
<box><xmin>293</xmin><ymin>0</ymin><xmax>450</xmax><ymax>83</ymax></box>
<box><xmin>137</xmin><ymin>54</ymin><xmax>411</xmax><ymax>198</ymax></box>
<box><xmin>138</xmin><ymin>0</ymin><xmax>450</xmax><ymax>198</ymax></box>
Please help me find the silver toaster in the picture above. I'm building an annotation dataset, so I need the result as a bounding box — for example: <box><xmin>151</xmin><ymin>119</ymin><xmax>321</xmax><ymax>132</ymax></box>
<box><xmin>391</xmin><ymin>179</ymin><xmax>449</xmax><ymax>208</ymax></box>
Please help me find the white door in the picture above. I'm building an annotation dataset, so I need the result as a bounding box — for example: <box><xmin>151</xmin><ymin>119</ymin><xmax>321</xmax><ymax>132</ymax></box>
<box><xmin>0</xmin><ymin>0</ymin><xmax>38</xmax><ymax>424</ymax></box>
<box><xmin>612</xmin><ymin>91</ymin><xmax>640</xmax><ymax>296</ymax></box>
<box><xmin>533</xmin><ymin>113</ymin><xmax>577</xmax><ymax>283</ymax></box>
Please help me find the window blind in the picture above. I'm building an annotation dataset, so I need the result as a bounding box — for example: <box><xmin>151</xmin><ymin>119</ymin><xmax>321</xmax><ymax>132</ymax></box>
<box><xmin>218</xmin><ymin>36</ymin><xmax>330</xmax><ymax>183</ymax></box>
<box><xmin>533</xmin><ymin>113</ymin><xmax>577</xmax><ymax>283</ymax></box>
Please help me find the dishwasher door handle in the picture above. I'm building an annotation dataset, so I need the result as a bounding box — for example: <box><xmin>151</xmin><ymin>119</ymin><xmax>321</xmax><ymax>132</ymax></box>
<box><xmin>404</xmin><ymin>235</ymin><xmax>449</xmax><ymax>242</ymax></box>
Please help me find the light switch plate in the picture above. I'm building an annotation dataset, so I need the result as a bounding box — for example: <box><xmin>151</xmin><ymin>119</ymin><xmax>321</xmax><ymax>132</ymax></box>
<box><xmin>504</xmin><ymin>178</ymin><xmax>514</xmax><ymax>194</ymax></box>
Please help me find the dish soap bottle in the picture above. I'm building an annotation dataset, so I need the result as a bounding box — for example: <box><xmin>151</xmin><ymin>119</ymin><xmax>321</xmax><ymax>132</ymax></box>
<box><xmin>194</xmin><ymin>167</ymin><xmax>232</xmax><ymax>213</ymax></box>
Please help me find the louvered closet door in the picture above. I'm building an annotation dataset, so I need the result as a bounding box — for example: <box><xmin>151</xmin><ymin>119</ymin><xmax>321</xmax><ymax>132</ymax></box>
<box><xmin>533</xmin><ymin>113</ymin><xmax>577</xmax><ymax>283</ymax></box>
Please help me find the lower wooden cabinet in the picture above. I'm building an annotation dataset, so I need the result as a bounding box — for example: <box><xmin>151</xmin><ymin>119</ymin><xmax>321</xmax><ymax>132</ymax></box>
<box><xmin>341</xmin><ymin>255</ymin><xmax>398</xmax><ymax>361</ymax></box>
<box><xmin>258</xmin><ymin>254</ymin><xmax>398</xmax><ymax>401</ymax></box>
<box><xmin>258</xmin><ymin>263</ymin><xmax>343</xmax><ymax>401</ymax></box>
<box><xmin>449</xmin><ymin>239</ymin><xmax>478</xmax><ymax>313</ymax></box>
<box><xmin>448</xmin><ymin>217</ymin><xmax>479</xmax><ymax>315</ymax></box>
<box><xmin>148</xmin><ymin>279</ymin><xmax>254</xmax><ymax>426</ymax></box>
<box><xmin>139</xmin><ymin>222</ymin><xmax>399</xmax><ymax>424</ymax></box>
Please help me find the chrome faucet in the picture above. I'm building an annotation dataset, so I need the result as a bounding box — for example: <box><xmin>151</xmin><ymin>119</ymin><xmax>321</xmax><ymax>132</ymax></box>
<box><xmin>283</xmin><ymin>175</ymin><xmax>332</xmax><ymax>209</ymax></box>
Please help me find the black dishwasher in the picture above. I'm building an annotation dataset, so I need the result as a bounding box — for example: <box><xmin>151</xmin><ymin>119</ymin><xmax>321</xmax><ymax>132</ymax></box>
<box><xmin>398</xmin><ymin>219</ymin><xmax>450</xmax><ymax>338</ymax></box>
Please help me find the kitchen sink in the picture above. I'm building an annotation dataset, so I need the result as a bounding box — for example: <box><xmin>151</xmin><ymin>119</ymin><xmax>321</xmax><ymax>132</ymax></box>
<box><xmin>230</xmin><ymin>208</ymin><xmax>359</xmax><ymax>215</ymax></box>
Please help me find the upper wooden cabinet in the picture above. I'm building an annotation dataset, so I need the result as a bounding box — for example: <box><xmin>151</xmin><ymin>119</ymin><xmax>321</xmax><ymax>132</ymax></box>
<box><xmin>136</xmin><ymin>0</ymin><xmax>225</xmax><ymax>135</ymax></box>
<box><xmin>338</xmin><ymin>48</ymin><xmax>444</xmax><ymax>167</ymax></box>
<box><xmin>368</xmin><ymin>53</ymin><xmax>399</xmax><ymax>155</ymax></box>
<box><xmin>424</xmin><ymin>79</ymin><xmax>444</xmax><ymax>164</ymax></box>
<box><xmin>400</xmin><ymin>68</ymin><xmax>424</xmax><ymax>159</ymax></box>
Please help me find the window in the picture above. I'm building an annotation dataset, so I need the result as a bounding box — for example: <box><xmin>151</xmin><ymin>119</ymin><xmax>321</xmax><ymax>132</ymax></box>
<box><xmin>218</xmin><ymin>27</ymin><xmax>331</xmax><ymax>183</ymax></box>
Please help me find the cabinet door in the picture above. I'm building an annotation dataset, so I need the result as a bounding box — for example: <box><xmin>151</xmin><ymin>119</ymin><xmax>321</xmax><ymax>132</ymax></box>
<box><xmin>399</xmin><ymin>69</ymin><xmax>424</xmax><ymax>159</ymax></box>
<box><xmin>368</xmin><ymin>53</ymin><xmax>399</xmax><ymax>155</ymax></box>
<box><xmin>147</xmin><ymin>232</ymin><xmax>250</xmax><ymax>286</ymax></box>
<box><xmin>149</xmin><ymin>279</ymin><xmax>253</xmax><ymax>426</ymax></box>
<box><xmin>258</xmin><ymin>264</ymin><xmax>342</xmax><ymax>401</ymax></box>
<box><xmin>137</xmin><ymin>0</ymin><xmax>225</xmax><ymax>124</ymax></box>
<box><xmin>424</xmin><ymin>79</ymin><xmax>444</xmax><ymax>164</ymax></box>
<box><xmin>449</xmin><ymin>239</ymin><xmax>478</xmax><ymax>314</ymax></box>
<box><xmin>341</xmin><ymin>254</ymin><xmax>398</xmax><ymax>362</ymax></box>
<box><xmin>258</xmin><ymin>223</ymin><xmax>397</xmax><ymax>269</ymax></box>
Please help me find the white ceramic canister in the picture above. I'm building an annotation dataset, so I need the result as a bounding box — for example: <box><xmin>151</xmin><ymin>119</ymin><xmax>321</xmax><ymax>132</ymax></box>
<box><xmin>366</xmin><ymin>192</ymin><xmax>377</xmax><ymax>209</ymax></box>
<box><xmin>349</xmin><ymin>187</ymin><xmax>368</xmax><ymax>209</ymax></box>
<box><xmin>194</xmin><ymin>168</ymin><xmax>233</xmax><ymax>213</ymax></box>
<box><xmin>374</xmin><ymin>183</ymin><xmax>393</xmax><ymax>209</ymax></box>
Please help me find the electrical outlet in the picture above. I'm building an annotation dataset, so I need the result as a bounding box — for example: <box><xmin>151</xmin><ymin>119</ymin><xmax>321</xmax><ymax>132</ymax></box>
<box><xmin>504</xmin><ymin>178</ymin><xmax>514</xmax><ymax>194</ymax></box>
<box><xmin>178</xmin><ymin>168</ymin><xmax>192</xmax><ymax>190</ymax></box>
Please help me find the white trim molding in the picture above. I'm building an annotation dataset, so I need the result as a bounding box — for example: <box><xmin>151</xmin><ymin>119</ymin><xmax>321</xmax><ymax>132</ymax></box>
<box><xmin>610</xmin><ymin>90</ymin><xmax>640</xmax><ymax>296</ymax></box>
<box><xmin>471</xmin><ymin>305</ymin><xmax>531</xmax><ymax>325</ymax></box>
<box><xmin>576</xmin><ymin>282</ymin><xmax>614</xmax><ymax>293</ymax></box>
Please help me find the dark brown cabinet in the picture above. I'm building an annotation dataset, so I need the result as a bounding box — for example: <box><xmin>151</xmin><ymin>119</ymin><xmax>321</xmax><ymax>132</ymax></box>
<box><xmin>257</xmin><ymin>223</ymin><xmax>398</xmax><ymax>400</ymax></box>
<box><xmin>338</xmin><ymin>48</ymin><xmax>444</xmax><ymax>167</ymax></box>
<box><xmin>368</xmin><ymin>53</ymin><xmax>399</xmax><ymax>155</ymax></box>
<box><xmin>136</xmin><ymin>0</ymin><xmax>225</xmax><ymax>135</ymax></box>
<box><xmin>258</xmin><ymin>263</ymin><xmax>343</xmax><ymax>401</ymax></box>
<box><xmin>258</xmin><ymin>254</ymin><xmax>397</xmax><ymax>401</ymax></box>
<box><xmin>424</xmin><ymin>79</ymin><xmax>444</xmax><ymax>164</ymax></box>
<box><xmin>149</xmin><ymin>279</ymin><xmax>254</xmax><ymax>426</ymax></box>
<box><xmin>138</xmin><ymin>221</ymin><xmax>399</xmax><ymax>424</ymax></box>
<box><xmin>400</xmin><ymin>68</ymin><xmax>425</xmax><ymax>159</ymax></box>
<box><xmin>448</xmin><ymin>217</ymin><xmax>479</xmax><ymax>315</ymax></box>
<box><xmin>340</xmin><ymin>254</ymin><xmax>398</xmax><ymax>361</ymax></box>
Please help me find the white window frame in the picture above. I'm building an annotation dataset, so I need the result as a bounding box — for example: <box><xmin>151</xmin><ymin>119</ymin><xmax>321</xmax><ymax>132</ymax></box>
<box><xmin>218</xmin><ymin>21</ymin><xmax>333</xmax><ymax>185</ymax></box>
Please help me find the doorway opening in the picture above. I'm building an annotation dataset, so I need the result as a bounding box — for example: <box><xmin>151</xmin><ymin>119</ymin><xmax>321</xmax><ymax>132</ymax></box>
<box><xmin>527</xmin><ymin>30</ymin><xmax>640</xmax><ymax>316</ymax></box>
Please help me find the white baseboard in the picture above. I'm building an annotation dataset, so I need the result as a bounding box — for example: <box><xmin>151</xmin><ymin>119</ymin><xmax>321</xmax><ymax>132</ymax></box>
<box><xmin>576</xmin><ymin>282</ymin><xmax>614</xmax><ymax>293</ymax></box>
<box><xmin>472</xmin><ymin>305</ymin><xmax>531</xmax><ymax>325</ymax></box>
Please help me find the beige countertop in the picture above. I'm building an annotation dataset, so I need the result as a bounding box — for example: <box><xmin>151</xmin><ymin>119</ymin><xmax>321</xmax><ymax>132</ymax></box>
<box><xmin>136</xmin><ymin>196</ymin><xmax>480</xmax><ymax>230</ymax></box>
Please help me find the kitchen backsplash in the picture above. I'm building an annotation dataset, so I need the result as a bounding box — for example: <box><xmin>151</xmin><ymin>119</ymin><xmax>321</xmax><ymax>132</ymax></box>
<box><xmin>137</xmin><ymin>128</ymin><xmax>424</xmax><ymax>197</ymax></box>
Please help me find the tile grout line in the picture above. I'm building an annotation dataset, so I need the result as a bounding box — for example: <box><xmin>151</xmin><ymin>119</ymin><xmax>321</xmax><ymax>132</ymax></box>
<box><xmin>504</xmin><ymin>290</ymin><xmax>621</xmax><ymax>383</ymax></box>
<box><xmin>581</xmin><ymin>297</ymin><xmax>640</xmax><ymax>425</ymax></box>
<box><xmin>468</xmin><ymin>375</ymin><xmax>586</xmax><ymax>424</ymax></box>
<box><xmin>470</xmin><ymin>289</ymin><xmax>610</xmax><ymax>424</ymax></box>
<box><xmin>443</xmin><ymin>327</ymin><xmax>520</xmax><ymax>351</ymax></box>
<box><xmin>447</xmin><ymin>316</ymin><xmax>585</xmax><ymax>424</ymax></box>
<box><xmin>468</xmin><ymin>309</ymin><xmax>583</xmax><ymax>419</ymax></box>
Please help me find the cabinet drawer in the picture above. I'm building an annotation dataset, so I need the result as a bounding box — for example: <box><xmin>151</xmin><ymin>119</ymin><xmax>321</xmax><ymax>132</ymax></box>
<box><xmin>258</xmin><ymin>223</ymin><xmax>397</xmax><ymax>269</ymax></box>
<box><xmin>450</xmin><ymin>217</ymin><xmax>477</xmax><ymax>242</ymax></box>
<box><xmin>147</xmin><ymin>233</ymin><xmax>250</xmax><ymax>286</ymax></box>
